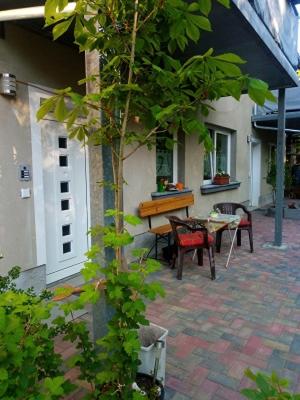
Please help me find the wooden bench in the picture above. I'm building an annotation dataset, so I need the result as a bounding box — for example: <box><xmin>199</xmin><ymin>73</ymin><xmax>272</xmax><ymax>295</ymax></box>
<box><xmin>138</xmin><ymin>194</ymin><xmax>194</xmax><ymax>259</ymax></box>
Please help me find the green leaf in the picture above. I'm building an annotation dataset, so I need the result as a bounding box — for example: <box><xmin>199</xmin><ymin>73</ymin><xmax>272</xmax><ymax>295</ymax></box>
<box><xmin>81</xmin><ymin>262</ymin><xmax>100</xmax><ymax>281</ymax></box>
<box><xmin>215</xmin><ymin>53</ymin><xmax>246</xmax><ymax>64</ymax></box>
<box><xmin>58</xmin><ymin>0</ymin><xmax>68</xmax><ymax>11</ymax></box>
<box><xmin>217</xmin><ymin>0</ymin><xmax>230</xmax><ymax>8</ymax></box>
<box><xmin>45</xmin><ymin>0</ymin><xmax>58</xmax><ymax>19</ymax></box>
<box><xmin>188</xmin><ymin>2</ymin><xmax>199</xmax><ymax>12</ymax></box>
<box><xmin>212</xmin><ymin>59</ymin><xmax>241</xmax><ymax>76</ymax></box>
<box><xmin>244</xmin><ymin>368</ymin><xmax>257</xmax><ymax>381</ymax></box>
<box><xmin>186</xmin><ymin>23</ymin><xmax>200</xmax><ymax>42</ymax></box>
<box><xmin>124</xmin><ymin>215</ymin><xmax>141</xmax><ymax>226</ymax></box>
<box><xmin>36</xmin><ymin>98</ymin><xmax>55</xmax><ymax>121</ymax></box>
<box><xmin>188</xmin><ymin>15</ymin><xmax>211</xmax><ymax>31</ymax></box>
<box><xmin>240</xmin><ymin>388</ymin><xmax>262</xmax><ymax>400</ymax></box>
<box><xmin>53</xmin><ymin>17</ymin><xmax>74</xmax><ymax>40</ymax></box>
<box><xmin>43</xmin><ymin>376</ymin><xmax>65</xmax><ymax>396</ymax></box>
<box><xmin>255</xmin><ymin>374</ymin><xmax>272</xmax><ymax>395</ymax></box>
<box><xmin>0</xmin><ymin>368</ymin><xmax>8</xmax><ymax>381</ymax></box>
<box><xmin>54</xmin><ymin>96</ymin><xmax>68</xmax><ymax>121</ymax></box>
<box><xmin>198</xmin><ymin>0</ymin><xmax>212</xmax><ymax>16</ymax></box>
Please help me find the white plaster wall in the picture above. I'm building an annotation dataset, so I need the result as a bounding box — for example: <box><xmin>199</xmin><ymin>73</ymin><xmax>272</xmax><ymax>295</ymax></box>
<box><xmin>123</xmin><ymin>95</ymin><xmax>255</xmax><ymax>240</ymax></box>
<box><xmin>192</xmin><ymin>95</ymin><xmax>254</xmax><ymax>215</ymax></box>
<box><xmin>0</xmin><ymin>23</ymin><xmax>84</xmax><ymax>275</ymax></box>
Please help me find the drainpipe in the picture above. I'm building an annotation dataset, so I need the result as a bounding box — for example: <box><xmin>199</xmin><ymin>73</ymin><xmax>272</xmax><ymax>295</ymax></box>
<box><xmin>274</xmin><ymin>88</ymin><xmax>286</xmax><ymax>247</ymax></box>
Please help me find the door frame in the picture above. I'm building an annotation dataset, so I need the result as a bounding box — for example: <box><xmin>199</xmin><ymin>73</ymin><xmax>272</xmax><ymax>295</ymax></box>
<box><xmin>250</xmin><ymin>138</ymin><xmax>261</xmax><ymax>207</ymax></box>
<box><xmin>29</xmin><ymin>86</ymin><xmax>91</xmax><ymax>280</ymax></box>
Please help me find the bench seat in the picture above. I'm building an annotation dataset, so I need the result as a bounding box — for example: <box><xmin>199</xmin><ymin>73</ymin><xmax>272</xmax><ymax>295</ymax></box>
<box><xmin>149</xmin><ymin>223</ymin><xmax>172</xmax><ymax>236</ymax></box>
<box><xmin>138</xmin><ymin>193</ymin><xmax>194</xmax><ymax>259</ymax></box>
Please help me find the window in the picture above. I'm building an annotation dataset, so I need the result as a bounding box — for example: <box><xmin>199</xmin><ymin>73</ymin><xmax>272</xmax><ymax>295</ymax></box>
<box><xmin>63</xmin><ymin>242</ymin><xmax>71</xmax><ymax>254</ymax></box>
<box><xmin>59</xmin><ymin>155</ymin><xmax>68</xmax><ymax>167</ymax></box>
<box><xmin>62</xmin><ymin>224</ymin><xmax>71</xmax><ymax>236</ymax></box>
<box><xmin>58</xmin><ymin>137</ymin><xmax>67</xmax><ymax>149</ymax></box>
<box><xmin>61</xmin><ymin>199</ymin><xmax>70</xmax><ymax>211</ymax></box>
<box><xmin>156</xmin><ymin>132</ymin><xmax>177</xmax><ymax>185</ymax></box>
<box><xmin>203</xmin><ymin>130</ymin><xmax>231</xmax><ymax>184</ymax></box>
<box><xmin>60</xmin><ymin>181</ymin><xmax>69</xmax><ymax>193</ymax></box>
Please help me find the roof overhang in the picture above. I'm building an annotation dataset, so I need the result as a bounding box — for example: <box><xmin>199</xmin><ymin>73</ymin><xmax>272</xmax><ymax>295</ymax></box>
<box><xmin>0</xmin><ymin>0</ymin><xmax>299</xmax><ymax>90</ymax></box>
<box><xmin>185</xmin><ymin>0</ymin><xmax>299</xmax><ymax>90</ymax></box>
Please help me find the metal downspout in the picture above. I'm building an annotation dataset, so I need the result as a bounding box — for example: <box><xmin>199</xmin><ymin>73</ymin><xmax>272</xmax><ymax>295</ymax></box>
<box><xmin>274</xmin><ymin>88</ymin><xmax>286</xmax><ymax>247</ymax></box>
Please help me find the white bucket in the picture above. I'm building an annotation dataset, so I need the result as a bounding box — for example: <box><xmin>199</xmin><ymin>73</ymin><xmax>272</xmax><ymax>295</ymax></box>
<box><xmin>138</xmin><ymin>323</ymin><xmax>168</xmax><ymax>384</ymax></box>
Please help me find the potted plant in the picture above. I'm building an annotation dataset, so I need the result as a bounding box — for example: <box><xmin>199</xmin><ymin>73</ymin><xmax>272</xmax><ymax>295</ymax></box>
<box><xmin>213</xmin><ymin>171</ymin><xmax>230</xmax><ymax>185</ymax></box>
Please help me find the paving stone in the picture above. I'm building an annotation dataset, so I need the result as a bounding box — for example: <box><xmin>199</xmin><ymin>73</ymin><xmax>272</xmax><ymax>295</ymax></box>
<box><xmin>207</xmin><ymin>372</ymin><xmax>240</xmax><ymax>390</ymax></box>
<box><xmin>54</xmin><ymin>212</ymin><xmax>300</xmax><ymax>399</ymax></box>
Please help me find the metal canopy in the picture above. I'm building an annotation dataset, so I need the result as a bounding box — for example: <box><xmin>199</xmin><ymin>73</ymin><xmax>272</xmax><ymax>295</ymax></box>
<box><xmin>253</xmin><ymin>87</ymin><xmax>300</xmax><ymax>131</ymax></box>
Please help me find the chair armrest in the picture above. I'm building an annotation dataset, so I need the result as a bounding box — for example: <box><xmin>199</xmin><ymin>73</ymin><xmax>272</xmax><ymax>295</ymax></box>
<box><xmin>238</xmin><ymin>204</ymin><xmax>252</xmax><ymax>223</ymax></box>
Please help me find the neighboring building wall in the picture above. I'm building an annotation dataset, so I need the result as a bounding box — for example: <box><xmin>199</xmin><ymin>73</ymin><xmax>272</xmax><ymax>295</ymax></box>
<box><xmin>254</xmin><ymin>129</ymin><xmax>276</xmax><ymax>205</ymax></box>
<box><xmin>0</xmin><ymin>23</ymin><xmax>84</xmax><ymax>282</ymax></box>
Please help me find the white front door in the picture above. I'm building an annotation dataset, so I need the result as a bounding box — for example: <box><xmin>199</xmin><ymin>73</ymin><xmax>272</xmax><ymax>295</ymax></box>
<box><xmin>251</xmin><ymin>140</ymin><xmax>261</xmax><ymax>207</ymax></box>
<box><xmin>29</xmin><ymin>88</ymin><xmax>90</xmax><ymax>284</ymax></box>
<box><xmin>42</xmin><ymin>120</ymin><xmax>89</xmax><ymax>283</ymax></box>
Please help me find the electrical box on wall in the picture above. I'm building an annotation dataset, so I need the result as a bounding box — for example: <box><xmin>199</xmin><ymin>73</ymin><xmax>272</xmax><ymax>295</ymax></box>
<box><xmin>19</xmin><ymin>165</ymin><xmax>31</xmax><ymax>181</ymax></box>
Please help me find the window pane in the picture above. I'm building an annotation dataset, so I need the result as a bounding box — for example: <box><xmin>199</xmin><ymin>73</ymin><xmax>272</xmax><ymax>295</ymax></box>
<box><xmin>63</xmin><ymin>242</ymin><xmax>71</xmax><ymax>254</ymax></box>
<box><xmin>62</xmin><ymin>224</ymin><xmax>71</xmax><ymax>236</ymax></box>
<box><xmin>203</xmin><ymin>152</ymin><xmax>212</xmax><ymax>180</ymax></box>
<box><xmin>60</xmin><ymin>181</ymin><xmax>69</xmax><ymax>193</ymax></box>
<box><xmin>59</xmin><ymin>155</ymin><xmax>68</xmax><ymax>167</ymax></box>
<box><xmin>61</xmin><ymin>199</ymin><xmax>70</xmax><ymax>211</ymax></box>
<box><xmin>156</xmin><ymin>133</ymin><xmax>173</xmax><ymax>183</ymax></box>
<box><xmin>58</xmin><ymin>137</ymin><xmax>67</xmax><ymax>149</ymax></box>
<box><xmin>216</xmin><ymin>133</ymin><xmax>228</xmax><ymax>173</ymax></box>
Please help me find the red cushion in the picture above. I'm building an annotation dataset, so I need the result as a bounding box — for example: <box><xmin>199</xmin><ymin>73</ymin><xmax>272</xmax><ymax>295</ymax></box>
<box><xmin>239</xmin><ymin>218</ymin><xmax>251</xmax><ymax>227</ymax></box>
<box><xmin>178</xmin><ymin>232</ymin><xmax>214</xmax><ymax>247</ymax></box>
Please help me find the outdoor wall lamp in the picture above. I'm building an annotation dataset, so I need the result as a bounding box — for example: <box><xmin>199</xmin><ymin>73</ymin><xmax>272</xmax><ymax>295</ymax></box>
<box><xmin>0</xmin><ymin>73</ymin><xmax>16</xmax><ymax>97</ymax></box>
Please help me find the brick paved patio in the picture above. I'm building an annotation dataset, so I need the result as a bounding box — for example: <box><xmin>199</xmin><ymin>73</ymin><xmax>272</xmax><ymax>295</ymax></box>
<box><xmin>59</xmin><ymin>210</ymin><xmax>300</xmax><ymax>399</ymax></box>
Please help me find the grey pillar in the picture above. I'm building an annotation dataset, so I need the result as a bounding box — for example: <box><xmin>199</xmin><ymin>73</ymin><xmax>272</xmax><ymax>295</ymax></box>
<box><xmin>274</xmin><ymin>88</ymin><xmax>286</xmax><ymax>246</ymax></box>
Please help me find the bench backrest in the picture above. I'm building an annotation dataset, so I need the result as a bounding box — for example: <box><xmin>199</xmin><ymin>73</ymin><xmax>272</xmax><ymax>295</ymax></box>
<box><xmin>139</xmin><ymin>194</ymin><xmax>194</xmax><ymax>219</ymax></box>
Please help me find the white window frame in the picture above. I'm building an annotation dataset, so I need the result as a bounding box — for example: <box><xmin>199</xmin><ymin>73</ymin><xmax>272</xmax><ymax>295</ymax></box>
<box><xmin>156</xmin><ymin>132</ymin><xmax>178</xmax><ymax>184</ymax></box>
<box><xmin>203</xmin><ymin>130</ymin><xmax>231</xmax><ymax>184</ymax></box>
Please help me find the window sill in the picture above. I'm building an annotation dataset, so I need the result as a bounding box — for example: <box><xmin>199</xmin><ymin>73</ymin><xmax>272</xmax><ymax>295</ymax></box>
<box><xmin>200</xmin><ymin>181</ymin><xmax>241</xmax><ymax>195</ymax></box>
<box><xmin>151</xmin><ymin>188</ymin><xmax>192</xmax><ymax>199</ymax></box>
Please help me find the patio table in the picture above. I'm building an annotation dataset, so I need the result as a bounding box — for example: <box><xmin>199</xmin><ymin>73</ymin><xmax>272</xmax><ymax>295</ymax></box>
<box><xmin>191</xmin><ymin>214</ymin><xmax>241</xmax><ymax>269</ymax></box>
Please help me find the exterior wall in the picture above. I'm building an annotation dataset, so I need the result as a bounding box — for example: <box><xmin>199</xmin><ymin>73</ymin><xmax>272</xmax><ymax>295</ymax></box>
<box><xmin>123</xmin><ymin>95</ymin><xmax>255</xmax><ymax>250</ymax></box>
<box><xmin>253</xmin><ymin>129</ymin><xmax>276</xmax><ymax>205</ymax></box>
<box><xmin>196</xmin><ymin>95</ymin><xmax>254</xmax><ymax>215</ymax></box>
<box><xmin>0</xmin><ymin>23</ymin><xmax>84</xmax><ymax>278</ymax></box>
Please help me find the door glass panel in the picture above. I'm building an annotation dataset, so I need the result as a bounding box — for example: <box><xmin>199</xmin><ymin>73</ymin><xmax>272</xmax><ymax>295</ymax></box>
<box><xmin>216</xmin><ymin>133</ymin><xmax>228</xmax><ymax>173</ymax></box>
<box><xmin>59</xmin><ymin>155</ymin><xmax>68</xmax><ymax>167</ymax></box>
<box><xmin>63</xmin><ymin>242</ymin><xmax>71</xmax><ymax>253</ymax></box>
<box><xmin>60</xmin><ymin>181</ymin><xmax>69</xmax><ymax>193</ymax></box>
<box><xmin>61</xmin><ymin>199</ymin><xmax>70</xmax><ymax>211</ymax></box>
<box><xmin>62</xmin><ymin>224</ymin><xmax>71</xmax><ymax>236</ymax></box>
<box><xmin>58</xmin><ymin>137</ymin><xmax>67</xmax><ymax>149</ymax></box>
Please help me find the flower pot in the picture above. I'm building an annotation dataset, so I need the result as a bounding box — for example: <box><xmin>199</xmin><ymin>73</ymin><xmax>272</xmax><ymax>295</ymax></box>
<box><xmin>135</xmin><ymin>373</ymin><xmax>165</xmax><ymax>400</ymax></box>
<box><xmin>138</xmin><ymin>323</ymin><xmax>168</xmax><ymax>385</ymax></box>
<box><xmin>213</xmin><ymin>176</ymin><xmax>230</xmax><ymax>185</ymax></box>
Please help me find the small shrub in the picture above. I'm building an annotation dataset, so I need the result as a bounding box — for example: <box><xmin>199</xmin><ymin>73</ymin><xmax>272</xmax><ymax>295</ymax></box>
<box><xmin>0</xmin><ymin>267</ymin><xmax>74</xmax><ymax>399</ymax></box>
<box><xmin>241</xmin><ymin>368</ymin><xmax>300</xmax><ymax>400</ymax></box>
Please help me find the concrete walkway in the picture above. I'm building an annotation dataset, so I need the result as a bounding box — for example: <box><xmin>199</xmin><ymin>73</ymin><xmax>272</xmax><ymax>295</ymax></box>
<box><xmin>147</xmin><ymin>210</ymin><xmax>300</xmax><ymax>399</ymax></box>
<box><xmin>58</xmin><ymin>210</ymin><xmax>300</xmax><ymax>399</ymax></box>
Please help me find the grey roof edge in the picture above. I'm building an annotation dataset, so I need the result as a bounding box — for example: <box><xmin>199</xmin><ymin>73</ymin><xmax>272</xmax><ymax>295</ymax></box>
<box><xmin>252</xmin><ymin>111</ymin><xmax>300</xmax><ymax>122</ymax></box>
<box><xmin>232</xmin><ymin>0</ymin><xmax>299</xmax><ymax>88</ymax></box>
